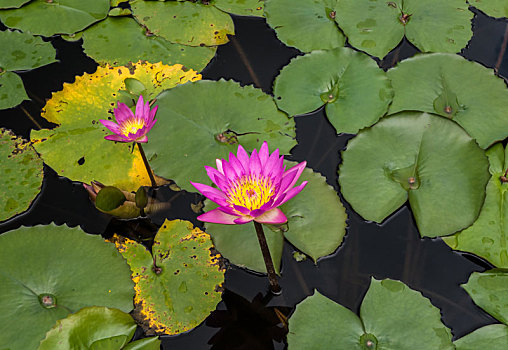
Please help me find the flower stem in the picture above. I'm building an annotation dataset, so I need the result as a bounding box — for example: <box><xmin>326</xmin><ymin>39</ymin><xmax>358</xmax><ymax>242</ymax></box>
<box><xmin>253</xmin><ymin>221</ymin><xmax>281</xmax><ymax>295</ymax></box>
<box><xmin>136</xmin><ymin>142</ymin><xmax>157</xmax><ymax>188</ymax></box>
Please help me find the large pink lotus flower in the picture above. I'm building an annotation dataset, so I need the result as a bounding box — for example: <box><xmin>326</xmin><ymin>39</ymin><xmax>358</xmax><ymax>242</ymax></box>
<box><xmin>100</xmin><ymin>95</ymin><xmax>158</xmax><ymax>143</ymax></box>
<box><xmin>191</xmin><ymin>142</ymin><xmax>308</xmax><ymax>225</ymax></box>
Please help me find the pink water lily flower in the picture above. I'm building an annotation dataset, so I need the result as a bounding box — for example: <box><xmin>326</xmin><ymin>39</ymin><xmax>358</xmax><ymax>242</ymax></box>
<box><xmin>100</xmin><ymin>95</ymin><xmax>158</xmax><ymax>143</ymax></box>
<box><xmin>191</xmin><ymin>142</ymin><xmax>308</xmax><ymax>225</ymax></box>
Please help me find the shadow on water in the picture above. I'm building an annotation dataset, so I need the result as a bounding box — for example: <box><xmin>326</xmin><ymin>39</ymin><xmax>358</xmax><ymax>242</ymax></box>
<box><xmin>0</xmin><ymin>8</ymin><xmax>506</xmax><ymax>350</ymax></box>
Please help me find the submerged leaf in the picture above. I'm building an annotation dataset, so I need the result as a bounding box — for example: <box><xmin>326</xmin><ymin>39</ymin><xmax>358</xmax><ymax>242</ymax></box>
<box><xmin>339</xmin><ymin>112</ymin><xmax>489</xmax><ymax>237</ymax></box>
<box><xmin>131</xmin><ymin>0</ymin><xmax>234</xmax><ymax>46</ymax></box>
<box><xmin>82</xmin><ymin>16</ymin><xmax>216</xmax><ymax>71</ymax></box>
<box><xmin>31</xmin><ymin>61</ymin><xmax>201</xmax><ymax>192</ymax></box>
<box><xmin>0</xmin><ymin>0</ymin><xmax>110</xmax><ymax>36</ymax></box>
<box><xmin>0</xmin><ymin>224</ymin><xmax>135</xmax><ymax>350</ymax></box>
<box><xmin>288</xmin><ymin>278</ymin><xmax>453</xmax><ymax>349</ymax></box>
<box><xmin>388</xmin><ymin>53</ymin><xmax>508</xmax><ymax>149</ymax></box>
<box><xmin>0</xmin><ymin>128</ymin><xmax>43</xmax><ymax>221</ymax></box>
<box><xmin>335</xmin><ymin>0</ymin><xmax>472</xmax><ymax>58</ymax></box>
<box><xmin>111</xmin><ymin>219</ymin><xmax>224</xmax><ymax>335</ymax></box>
<box><xmin>143</xmin><ymin>79</ymin><xmax>296</xmax><ymax>192</ymax></box>
<box><xmin>273</xmin><ymin>47</ymin><xmax>392</xmax><ymax>134</ymax></box>
<box><xmin>264</xmin><ymin>0</ymin><xmax>345</xmax><ymax>52</ymax></box>
<box><xmin>443</xmin><ymin>143</ymin><xmax>508</xmax><ymax>268</ymax></box>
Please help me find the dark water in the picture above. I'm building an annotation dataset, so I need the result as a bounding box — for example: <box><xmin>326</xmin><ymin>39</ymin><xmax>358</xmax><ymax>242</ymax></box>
<box><xmin>0</xmin><ymin>8</ymin><xmax>506</xmax><ymax>349</ymax></box>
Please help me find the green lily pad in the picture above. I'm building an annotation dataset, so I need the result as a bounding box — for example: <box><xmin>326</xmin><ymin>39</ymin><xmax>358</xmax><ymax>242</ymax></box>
<box><xmin>339</xmin><ymin>112</ymin><xmax>490</xmax><ymax>238</ymax></box>
<box><xmin>31</xmin><ymin>61</ymin><xmax>201</xmax><ymax>192</ymax></box>
<box><xmin>335</xmin><ymin>0</ymin><xmax>472</xmax><ymax>59</ymax></box>
<box><xmin>111</xmin><ymin>219</ymin><xmax>224</xmax><ymax>335</ymax></box>
<box><xmin>288</xmin><ymin>278</ymin><xmax>453</xmax><ymax>349</ymax></box>
<box><xmin>0</xmin><ymin>30</ymin><xmax>56</xmax><ymax>71</ymax></box>
<box><xmin>462</xmin><ymin>269</ymin><xmax>508</xmax><ymax>325</ymax></box>
<box><xmin>388</xmin><ymin>53</ymin><xmax>508</xmax><ymax>149</ymax></box>
<box><xmin>0</xmin><ymin>128</ymin><xmax>43</xmax><ymax>221</ymax></box>
<box><xmin>131</xmin><ymin>0</ymin><xmax>234</xmax><ymax>47</ymax></box>
<box><xmin>39</xmin><ymin>306</ymin><xmax>159</xmax><ymax>350</ymax></box>
<box><xmin>273</xmin><ymin>47</ymin><xmax>392</xmax><ymax>134</ymax></box>
<box><xmin>0</xmin><ymin>70</ymin><xmax>28</xmax><ymax>109</ymax></box>
<box><xmin>203</xmin><ymin>165</ymin><xmax>347</xmax><ymax>273</ymax></box>
<box><xmin>0</xmin><ymin>0</ymin><xmax>31</xmax><ymax>9</ymax></box>
<box><xmin>264</xmin><ymin>0</ymin><xmax>345</xmax><ymax>52</ymax></box>
<box><xmin>443</xmin><ymin>143</ymin><xmax>508</xmax><ymax>267</ymax></box>
<box><xmin>212</xmin><ymin>0</ymin><xmax>264</xmax><ymax>17</ymax></box>
<box><xmin>454</xmin><ymin>324</ymin><xmax>508</xmax><ymax>350</ymax></box>
<box><xmin>0</xmin><ymin>224</ymin><xmax>135</xmax><ymax>350</ymax></box>
<box><xmin>0</xmin><ymin>0</ymin><xmax>110</xmax><ymax>36</ymax></box>
<box><xmin>82</xmin><ymin>16</ymin><xmax>216</xmax><ymax>71</ymax></box>
<box><xmin>469</xmin><ymin>0</ymin><xmax>508</xmax><ymax>18</ymax></box>
<box><xmin>143</xmin><ymin>79</ymin><xmax>296</xmax><ymax>192</ymax></box>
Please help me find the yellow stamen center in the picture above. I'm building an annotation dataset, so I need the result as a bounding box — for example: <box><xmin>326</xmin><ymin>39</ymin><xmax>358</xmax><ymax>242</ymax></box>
<box><xmin>120</xmin><ymin>118</ymin><xmax>145</xmax><ymax>136</ymax></box>
<box><xmin>227</xmin><ymin>175</ymin><xmax>275</xmax><ymax>211</ymax></box>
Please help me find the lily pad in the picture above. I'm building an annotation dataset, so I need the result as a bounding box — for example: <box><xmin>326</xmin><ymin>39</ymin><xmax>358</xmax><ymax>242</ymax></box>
<box><xmin>203</xmin><ymin>165</ymin><xmax>347</xmax><ymax>273</ymax></box>
<box><xmin>335</xmin><ymin>0</ymin><xmax>472</xmax><ymax>58</ymax></box>
<box><xmin>0</xmin><ymin>0</ymin><xmax>110</xmax><ymax>36</ymax></box>
<box><xmin>82</xmin><ymin>16</ymin><xmax>216</xmax><ymax>71</ymax></box>
<box><xmin>131</xmin><ymin>0</ymin><xmax>234</xmax><ymax>47</ymax></box>
<box><xmin>0</xmin><ymin>30</ymin><xmax>57</xmax><ymax>71</ymax></box>
<box><xmin>0</xmin><ymin>70</ymin><xmax>28</xmax><ymax>109</ymax></box>
<box><xmin>339</xmin><ymin>112</ymin><xmax>490</xmax><ymax>238</ymax></box>
<box><xmin>264</xmin><ymin>0</ymin><xmax>345</xmax><ymax>52</ymax></box>
<box><xmin>443</xmin><ymin>143</ymin><xmax>508</xmax><ymax>267</ymax></box>
<box><xmin>0</xmin><ymin>128</ymin><xmax>43</xmax><ymax>221</ymax></box>
<box><xmin>213</xmin><ymin>0</ymin><xmax>264</xmax><ymax>17</ymax></box>
<box><xmin>0</xmin><ymin>224</ymin><xmax>135</xmax><ymax>350</ymax></box>
<box><xmin>462</xmin><ymin>269</ymin><xmax>508</xmax><ymax>325</ymax></box>
<box><xmin>469</xmin><ymin>0</ymin><xmax>508</xmax><ymax>18</ymax></box>
<box><xmin>31</xmin><ymin>61</ymin><xmax>201</xmax><ymax>192</ymax></box>
<box><xmin>288</xmin><ymin>278</ymin><xmax>453</xmax><ymax>349</ymax></box>
<box><xmin>110</xmin><ymin>219</ymin><xmax>224</xmax><ymax>335</ymax></box>
<box><xmin>388</xmin><ymin>53</ymin><xmax>508</xmax><ymax>149</ymax></box>
<box><xmin>0</xmin><ymin>0</ymin><xmax>31</xmax><ymax>9</ymax></box>
<box><xmin>39</xmin><ymin>306</ymin><xmax>160</xmax><ymax>350</ymax></box>
<box><xmin>454</xmin><ymin>324</ymin><xmax>508</xmax><ymax>350</ymax></box>
<box><xmin>273</xmin><ymin>47</ymin><xmax>392</xmax><ymax>134</ymax></box>
<box><xmin>143</xmin><ymin>79</ymin><xmax>296</xmax><ymax>192</ymax></box>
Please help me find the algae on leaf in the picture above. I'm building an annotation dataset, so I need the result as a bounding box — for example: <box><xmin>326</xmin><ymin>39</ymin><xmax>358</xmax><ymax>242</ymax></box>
<box><xmin>273</xmin><ymin>47</ymin><xmax>392</xmax><ymax>134</ymax></box>
<box><xmin>443</xmin><ymin>143</ymin><xmax>508</xmax><ymax>267</ymax></box>
<box><xmin>288</xmin><ymin>278</ymin><xmax>454</xmax><ymax>350</ymax></box>
<box><xmin>264</xmin><ymin>0</ymin><xmax>345</xmax><ymax>53</ymax></box>
<box><xmin>339</xmin><ymin>112</ymin><xmax>489</xmax><ymax>237</ymax></box>
<box><xmin>0</xmin><ymin>224</ymin><xmax>135</xmax><ymax>350</ymax></box>
<box><xmin>31</xmin><ymin>61</ymin><xmax>201</xmax><ymax>192</ymax></box>
<box><xmin>388</xmin><ymin>53</ymin><xmax>508</xmax><ymax>149</ymax></box>
<box><xmin>111</xmin><ymin>219</ymin><xmax>224</xmax><ymax>335</ymax></box>
<box><xmin>335</xmin><ymin>0</ymin><xmax>472</xmax><ymax>59</ymax></box>
<box><xmin>0</xmin><ymin>128</ymin><xmax>43</xmax><ymax>221</ymax></box>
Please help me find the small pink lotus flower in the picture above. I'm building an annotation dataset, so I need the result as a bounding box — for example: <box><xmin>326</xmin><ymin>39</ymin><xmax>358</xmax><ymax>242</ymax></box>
<box><xmin>191</xmin><ymin>142</ymin><xmax>308</xmax><ymax>225</ymax></box>
<box><xmin>100</xmin><ymin>95</ymin><xmax>158</xmax><ymax>143</ymax></box>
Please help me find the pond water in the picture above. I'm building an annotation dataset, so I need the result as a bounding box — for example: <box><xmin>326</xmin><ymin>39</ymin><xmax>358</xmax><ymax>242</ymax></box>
<box><xmin>0</xmin><ymin>7</ymin><xmax>506</xmax><ymax>350</ymax></box>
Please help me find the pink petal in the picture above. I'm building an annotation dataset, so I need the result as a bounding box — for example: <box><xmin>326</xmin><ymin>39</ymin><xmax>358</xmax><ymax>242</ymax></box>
<box><xmin>276</xmin><ymin>181</ymin><xmax>308</xmax><ymax>206</ymax></box>
<box><xmin>149</xmin><ymin>105</ymin><xmax>158</xmax><ymax>121</ymax></box>
<box><xmin>254</xmin><ymin>208</ymin><xmax>287</xmax><ymax>224</ymax></box>
<box><xmin>222</xmin><ymin>160</ymin><xmax>239</xmax><ymax>181</ymax></box>
<box><xmin>115</xmin><ymin>103</ymin><xmax>134</xmax><ymax>123</ymax></box>
<box><xmin>104</xmin><ymin>134</ymin><xmax>129</xmax><ymax>142</ymax></box>
<box><xmin>100</xmin><ymin>119</ymin><xmax>121</xmax><ymax>134</ymax></box>
<box><xmin>236</xmin><ymin>145</ymin><xmax>250</xmax><ymax>173</ymax></box>
<box><xmin>258</xmin><ymin>142</ymin><xmax>270</xmax><ymax>166</ymax></box>
<box><xmin>205</xmin><ymin>166</ymin><xmax>228</xmax><ymax>190</ymax></box>
<box><xmin>280</xmin><ymin>161</ymin><xmax>307</xmax><ymax>193</ymax></box>
<box><xmin>233</xmin><ymin>205</ymin><xmax>250</xmax><ymax>215</ymax></box>
<box><xmin>249</xmin><ymin>149</ymin><xmax>262</xmax><ymax>176</ymax></box>
<box><xmin>228</xmin><ymin>153</ymin><xmax>246</xmax><ymax>176</ymax></box>
<box><xmin>136</xmin><ymin>135</ymin><xmax>148</xmax><ymax>143</ymax></box>
<box><xmin>216</xmin><ymin>159</ymin><xmax>225</xmax><ymax>175</ymax></box>
<box><xmin>250</xmin><ymin>208</ymin><xmax>266</xmax><ymax>217</ymax></box>
<box><xmin>263</xmin><ymin>149</ymin><xmax>281</xmax><ymax>177</ymax></box>
<box><xmin>198</xmin><ymin>208</ymin><xmax>238</xmax><ymax>224</ymax></box>
<box><xmin>234</xmin><ymin>215</ymin><xmax>254</xmax><ymax>224</ymax></box>
<box><xmin>135</xmin><ymin>95</ymin><xmax>145</xmax><ymax>119</ymax></box>
<box><xmin>190</xmin><ymin>182</ymin><xmax>229</xmax><ymax>206</ymax></box>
